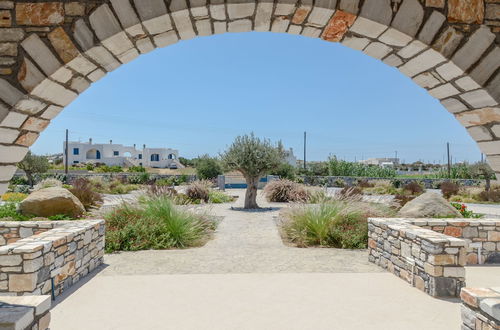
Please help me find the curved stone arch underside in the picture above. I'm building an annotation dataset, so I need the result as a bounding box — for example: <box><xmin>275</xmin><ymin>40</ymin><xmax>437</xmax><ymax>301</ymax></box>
<box><xmin>0</xmin><ymin>0</ymin><xmax>499</xmax><ymax>193</ymax></box>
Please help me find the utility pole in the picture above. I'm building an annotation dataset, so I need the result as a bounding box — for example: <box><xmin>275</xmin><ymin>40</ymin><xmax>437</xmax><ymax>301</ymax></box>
<box><xmin>447</xmin><ymin>142</ymin><xmax>451</xmax><ymax>178</ymax></box>
<box><xmin>65</xmin><ymin>129</ymin><xmax>69</xmax><ymax>175</ymax></box>
<box><xmin>481</xmin><ymin>153</ymin><xmax>484</xmax><ymax>163</ymax></box>
<box><xmin>303</xmin><ymin>131</ymin><xmax>307</xmax><ymax>170</ymax></box>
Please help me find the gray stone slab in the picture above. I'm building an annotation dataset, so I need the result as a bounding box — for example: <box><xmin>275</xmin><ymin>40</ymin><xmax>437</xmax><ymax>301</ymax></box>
<box><xmin>73</xmin><ymin>19</ymin><xmax>96</xmax><ymax>52</ymax></box>
<box><xmin>452</xmin><ymin>26</ymin><xmax>496</xmax><ymax>71</ymax></box>
<box><xmin>89</xmin><ymin>4</ymin><xmax>123</xmax><ymax>41</ymax></box>
<box><xmin>392</xmin><ymin>0</ymin><xmax>424</xmax><ymax>37</ymax></box>
<box><xmin>359</xmin><ymin>0</ymin><xmax>392</xmax><ymax>25</ymax></box>
<box><xmin>110</xmin><ymin>0</ymin><xmax>140</xmax><ymax>28</ymax></box>
<box><xmin>134</xmin><ymin>0</ymin><xmax>167</xmax><ymax>21</ymax></box>
<box><xmin>0</xmin><ymin>78</ymin><xmax>23</xmax><ymax>107</ymax></box>
<box><xmin>21</xmin><ymin>34</ymin><xmax>61</xmax><ymax>77</ymax></box>
<box><xmin>471</xmin><ymin>47</ymin><xmax>500</xmax><ymax>86</ymax></box>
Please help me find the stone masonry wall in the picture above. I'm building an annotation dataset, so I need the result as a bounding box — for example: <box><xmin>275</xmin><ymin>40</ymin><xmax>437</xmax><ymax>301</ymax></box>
<box><xmin>369</xmin><ymin>217</ymin><xmax>468</xmax><ymax>297</ymax></box>
<box><xmin>417</xmin><ymin>218</ymin><xmax>500</xmax><ymax>264</ymax></box>
<box><xmin>0</xmin><ymin>220</ymin><xmax>104</xmax><ymax>297</ymax></box>
<box><xmin>0</xmin><ymin>1</ymin><xmax>499</xmax><ymax>195</ymax></box>
<box><xmin>0</xmin><ymin>222</ymin><xmax>56</xmax><ymax>246</ymax></box>
<box><xmin>461</xmin><ymin>287</ymin><xmax>500</xmax><ymax>329</ymax></box>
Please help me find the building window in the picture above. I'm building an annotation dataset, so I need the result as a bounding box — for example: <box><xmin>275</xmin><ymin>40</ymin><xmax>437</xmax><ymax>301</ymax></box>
<box><xmin>150</xmin><ymin>154</ymin><xmax>160</xmax><ymax>162</ymax></box>
<box><xmin>138</xmin><ymin>154</ymin><xmax>142</xmax><ymax>160</ymax></box>
<box><xmin>73</xmin><ymin>148</ymin><xmax>79</xmax><ymax>155</ymax></box>
<box><xmin>113</xmin><ymin>151</ymin><xmax>119</xmax><ymax>156</ymax></box>
<box><xmin>73</xmin><ymin>161</ymin><xmax>79</xmax><ymax>164</ymax></box>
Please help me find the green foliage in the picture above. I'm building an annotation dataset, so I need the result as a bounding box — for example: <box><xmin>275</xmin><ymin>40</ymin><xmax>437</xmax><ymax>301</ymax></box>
<box><xmin>195</xmin><ymin>155</ymin><xmax>223</xmax><ymax>180</ymax></box>
<box><xmin>128</xmin><ymin>166</ymin><xmax>146</xmax><ymax>173</ymax></box>
<box><xmin>1</xmin><ymin>192</ymin><xmax>28</xmax><ymax>203</ymax></box>
<box><xmin>17</xmin><ymin>151</ymin><xmax>50</xmax><ymax>186</ymax></box>
<box><xmin>179</xmin><ymin>157</ymin><xmax>195</xmax><ymax>167</ymax></box>
<box><xmin>156</xmin><ymin>175</ymin><xmax>188</xmax><ymax>186</ymax></box>
<box><xmin>450</xmin><ymin>202</ymin><xmax>482</xmax><ymax>218</ymax></box>
<box><xmin>327</xmin><ymin>157</ymin><xmax>397</xmax><ymax>178</ymax></box>
<box><xmin>281</xmin><ymin>201</ymin><xmax>394</xmax><ymax>248</ymax></box>
<box><xmin>208</xmin><ymin>190</ymin><xmax>234</xmax><ymax>203</ymax></box>
<box><xmin>104</xmin><ymin>196</ymin><xmax>216</xmax><ymax>252</ymax></box>
<box><xmin>10</xmin><ymin>176</ymin><xmax>28</xmax><ymax>185</ymax></box>
<box><xmin>270</xmin><ymin>163</ymin><xmax>297</xmax><ymax>180</ymax></box>
<box><xmin>127</xmin><ymin>173</ymin><xmax>150</xmax><ymax>184</ymax></box>
<box><xmin>47</xmin><ymin>214</ymin><xmax>73</xmax><ymax>220</ymax></box>
<box><xmin>0</xmin><ymin>203</ymin><xmax>29</xmax><ymax>221</ymax></box>
<box><xmin>94</xmin><ymin>165</ymin><xmax>123</xmax><ymax>173</ymax></box>
<box><xmin>86</xmin><ymin>163</ymin><xmax>95</xmax><ymax>171</ymax></box>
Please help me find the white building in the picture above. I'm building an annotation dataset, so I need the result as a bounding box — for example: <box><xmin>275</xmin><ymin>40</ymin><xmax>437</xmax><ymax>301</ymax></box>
<box><xmin>63</xmin><ymin>139</ymin><xmax>182</xmax><ymax>168</ymax></box>
<box><xmin>284</xmin><ymin>148</ymin><xmax>297</xmax><ymax>167</ymax></box>
<box><xmin>359</xmin><ymin>158</ymin><xmax>400</xmax><ymax>167</ymax></box>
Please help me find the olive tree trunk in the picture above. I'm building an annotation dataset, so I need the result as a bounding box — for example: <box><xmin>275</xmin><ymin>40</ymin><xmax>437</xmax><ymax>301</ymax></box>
<box><xmin>244</xmin><ymin>176</ymin><xmax>259</xmax><ymax>209</ymax></box>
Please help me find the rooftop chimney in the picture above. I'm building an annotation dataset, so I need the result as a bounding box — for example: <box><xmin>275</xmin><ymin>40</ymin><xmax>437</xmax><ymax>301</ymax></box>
<box><xmin>143</xmin><ymin>144</ymin><xmax>146</xmax><ymax>149</ymax></box>
<box><xmin>89</xmin><ymin>138</ymin><xmax>92</xmax><ymax>144</ymax></box>
<box><xmin>110</xmin><ymin>140</ymin><xmax>112</xmax><ymax>144</ymax></box>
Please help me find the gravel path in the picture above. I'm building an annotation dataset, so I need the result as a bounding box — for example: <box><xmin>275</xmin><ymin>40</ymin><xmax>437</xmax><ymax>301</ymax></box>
<box><xmin>102</xmin><ymin>190</ymin><xmax>381</xmax><ymax>275</ymax></box>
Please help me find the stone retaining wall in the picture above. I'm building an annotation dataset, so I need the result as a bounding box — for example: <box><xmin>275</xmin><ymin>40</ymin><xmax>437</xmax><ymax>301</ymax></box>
<box><xmin>0</xmin><ymin>295</ymin><xmax>51</xmax><ymax>330</ymax></box>
<box><xmin>461</xmin><ymin>287</ymin><xmax>500</xmax><ymax>329</ymax></box>
<box><xmin>0</xmin><ymin>220</ymin><xmax>104</xmax><ymax>297</ymax></box>
<box><xmin>368</xmin><ymin>218</ymin><xmax>468</xmax><ymax>297</ymax></box>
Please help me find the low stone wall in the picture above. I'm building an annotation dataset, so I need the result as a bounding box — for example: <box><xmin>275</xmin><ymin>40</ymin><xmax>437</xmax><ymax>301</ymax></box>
<box><xmin>368</xmin><ymin>218</ymin><xmax>500</xmax><ymax>297</ymax></box>
<box><xmin>368</xmin><ymin>218</ymin><xmax>467</xmax><ymax>297</ymax></box>
<box><xmin>0</xmin><ymin>220</ymin><xmax>104</xmax><ymax>297</ymax></box>
<box><xmin>417</xmin><ymin>219</ymin><xmax>500</xmax><ymax>264</ymax></box>
<box><xmin>461</xmin><ymin>288</ymin><xmax>500</xmax><ymax>329</ymax></box>
<box><xmin>0</xmin><ymin>295</ymin><xmax>51</xmax><ymax>330</ymax></box>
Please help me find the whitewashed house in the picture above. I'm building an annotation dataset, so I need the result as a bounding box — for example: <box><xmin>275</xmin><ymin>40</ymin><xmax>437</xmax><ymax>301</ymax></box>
<box><xmin>63</xmin><ymin>139</ymin><xmax>182</xmax><ymax>168</ymax></box>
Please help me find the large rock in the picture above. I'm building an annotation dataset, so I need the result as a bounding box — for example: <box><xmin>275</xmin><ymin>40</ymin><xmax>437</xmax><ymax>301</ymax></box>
<box><xmin>19</xmin><ymin>187</ymin><xmax>85</xmax><ymax>218</ymax></box>
<box><xmin>397</xmin><ymin>192</ymin><xmax>462</xmax><ymax>218</ymax></box>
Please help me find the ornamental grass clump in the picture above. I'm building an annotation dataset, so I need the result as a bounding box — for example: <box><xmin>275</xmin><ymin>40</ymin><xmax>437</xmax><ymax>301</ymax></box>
<box><xmin>185</xmin><ymin>180</ymin><xmax>211</xmax><ymax>202</ymax></box>
<box><xmin>281</xmin><ymin>199</ymin><xmax>394</xmax><ymax>249</ymax></box>
<box><xmin>69</xmin><ymin>178</ymin><xmax>103</xmax><ymax>210</ymax></box>
<box><xmin>105</xmin><ymin>196</ymin><xmax>216</xmax><ymax>252</ymax></box>
<box><xmin>264</xmin><ymin>179</ymin><xmax>310</xmax><ymax>203</ymax></box>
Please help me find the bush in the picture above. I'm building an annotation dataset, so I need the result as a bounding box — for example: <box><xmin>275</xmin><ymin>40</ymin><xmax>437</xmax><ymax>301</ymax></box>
<box><xmin>12</xmin><ymin>185</ymin><xmax>30</xmax><ymax>194</ymax></box>
<box><xmin>208</xmin><ymin>190</ymin><xmax>234</xmax><ymax>203</ymax></box>
<box><xmin>450</xmin><ymin>202</ymin><xmax>482</xmax><ymax>218</ymax></box>
<box><xmin>281</xmin><ymin>200</ymin><xmax>394</xmax><ymax>248</ymax></box>
<box><xmin>185</xmin><ymin>180</ymin><xmax>211</xmax><ymax>202</ymax></box>
<box><xmin>327</xmin><ymin>157</ymin><xmax>397</xmax><ymax>178</ymax></box>
<box><xmin>0</xmin><ymin>203</ymin><xmax>29</xmax><ymax>221</ymax></box>
<box><xmin>403</xmin><ymin>182</ymin><xmax>424</xmax><ymax>195</ymax></box>
<box><xmin>394</xmin><ymin>194</ymin><xmax>415</xmax><ymax>207</ymax></box>
<box><xmin>478</xmin><ymin>188</ymin><xmax>500</xmax><ymax>203</ymax></box>
<box><xmin>69</xmin><ymin>178</ymin><xmax>103</xmax><ymax>210</ymax></box>
<box><xmin>33</xmin><ymin>178</ymin><xmax>63</xmax><ymax>191</ymax></box>
<box><xmin>10</xmin><ymin>176</ymin><xmax>28</xmax><ymax>185</ymax></box>
<box><xmin>128</xmin><ymin>166</ymin><xmax>146</xmax><ymax>173</ymax></box>
<box><xmin>270</xmin><ymin>163</ymin><xmax>297</xmax><ymax>180</ymax></box>
<box><xmin>1</xmin><ymin>192</ymin><xmax>28</xmax><ymax>203</ymax></box>
<box><xmin>441</xmin><ymin>181</ymin><xmax>460</xmax><ymax>199</ymax></box>
<box><xmin>357</xmin><ymin>180</ymin><xmax>374</xmax><ymax>188</ymax></box>
<box><xmin>94</xmin><ymin>165</ymin><xmax>123</xmax><ymax>173</ymax></box>
<box><xmin>104</xmin><ymin>196</ymin><xmax>216</xmax><ymax>252</ymax></box>
<box><xmin>195</xmin><ymin>155</ymin><xmax>222</xmax><ymax>180</ymax></box>
<box><xmin>86</xmin><ymin>163</ymin><xmax>95</xmax><ymax>171</ymax></box>
<box><xmin>127</xmin><ymin>173</ymin><xmax>150</xmax><ymax>184</ymax></box>
<box><xmin>147</xmin><ymin>185</ymin><xmax>178</xmax><ymax>198</ymax></box>
<box><xmin>339</xmin><ymin>186</ymin><xmax>362</xmax><ymax>198</ymax></box>
<box><xmin>264</xmin><ymin>179</ymin><xmax>309</xmax><ymax>203</ymax></box>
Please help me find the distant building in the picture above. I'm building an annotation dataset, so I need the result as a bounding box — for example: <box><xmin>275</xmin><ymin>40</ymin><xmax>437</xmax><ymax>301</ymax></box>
<box><xmin>359</xmin><ymin>158</ymin><xmax>400</xmax><ymax>167</ymax></box>
<box><xmin>284</xmin><ymin>148</ymin><xmax>297</xmax><ymax>167</ymax></box>
<box><xmin>64</xmin><ymin>139</ymin><xmax>182</xmax><ymax>168</ymax></box>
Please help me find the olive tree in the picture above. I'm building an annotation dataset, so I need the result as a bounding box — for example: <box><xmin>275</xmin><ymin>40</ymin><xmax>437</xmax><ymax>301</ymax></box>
<box><xmin>470</xmin><ymin>162</ymin><xmax>495</xmax><ymax>191</ymax></box>
<box><xmin>17</xmin><ymin>151</ymin><xmax>50</xmax><ymax>186</ymax></box>
<box><xmin>221</xmin><ymin>134</ymin><xmax>284</xmax><ymax>209</ymax></box>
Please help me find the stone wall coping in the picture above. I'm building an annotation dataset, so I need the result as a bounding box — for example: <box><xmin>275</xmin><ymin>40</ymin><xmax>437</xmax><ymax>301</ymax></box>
<box><xmin>461</xmin><ymin>287</ymin><xmax>500</xmax><ymax>322</ymax></box>
<box><xmin>0</xmin><ymin>295</ymin><xmax>51</xmax><ymax>330</ymax></box>
<box><xmin>0</xmin><ymin>219</ymin><xmax>104</xmax><ymax>255</ymax></box>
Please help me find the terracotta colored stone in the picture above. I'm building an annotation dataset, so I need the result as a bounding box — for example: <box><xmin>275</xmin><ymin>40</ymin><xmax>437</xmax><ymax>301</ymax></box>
<box><xmin>466</xmin><ymin>253</ymin><xmax>478</xmax><ymax>265</ymax></box>
<box><xmin>65</xmin><ymin>2</ymin><xmax>85</xmax><ymax>16</ymax></box>
<box><xmin>426</xmin><ymin>0</ymin><xmax>445</xmax><ymax>8</ymax></box>
<box><xmin>16</xmin><ymin>3</ymin><xmax>64</xmax><ymax>26</ymax></box>
<box><xmin>292</xmin><ymin>6</ymin><xmax>311</xmax><ymax>24</ymax></box>
<box><xmin>16</xmin><ymin>132</ymin><xmax>38</xmax><ymax>147</ymax></box>
<box><xmin>48</xmin><ymin>27</ymin><xmax>79</xmax><ymax>63</ymax></box>
<box><xmin>0</xmin><ymin>10</ymin><xmax>11</xmax><ymax>27</ymax></box>
<box><xmin>460</xmin><ymin>287</ymin><xmax>500</xmax><ymax>308</ymax></box>
<box><xmin>368</xmin><ymin>238</ymin><xmax>377</xmax><ymax>249</ymax></box>
<box><xmin>448</xmin><ymin>0</ymin><xmax>484</xmax><ymax>24</ymax></box>
<box><xmin>456</xmin><ymin>108</ymin><xmax>500</xmax><ymax>127</ymax></box>
<box><xmin>488</xmin><ymin>231</ymin><xmax>500</xmax><ymax>241</ymax></box>
<box><xmin>321</xmin><ymin>11</ymin><xmax>356</xmax><ymax>42</ymax></box>
<box><xmin>444</xmin><ymin>226</ymin><xmax>463</xmax><ymax>237</ymax></box>
<box><xmin>430</xmin><ymin>254</ymin><xmax>455</xmax><ymax>265</ymax></box>
<box><xmin>22</xmin><ymin>117</ymin><xmax>49</xmax><ymax>132</ymax></box>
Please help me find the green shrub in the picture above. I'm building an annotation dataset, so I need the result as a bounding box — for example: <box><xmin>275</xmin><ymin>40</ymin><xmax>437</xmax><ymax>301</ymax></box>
<box><xmin>94</xmin><ymin>165</ymin><xmax>123</xmax><ymax>173</ymax></box>
<box><xmin>327</xmin><ymin>157</ymin><xmax>397</xmax><ymax>178</ymax></box>
<box><xmin>127</xmin><ymin>173</ymin><xmax>150</xmax><ymax>184</ymax></box>
<box><xmin>69</xmin><ymin>178</ymin><xmax>103</xmax><ymax>210</ymax></box>
<box><xmin>270</xmin><ymin>163</ymin><xmax>297</xmax><ymax>180</ymax></box>
<box><xmin>0</xmin><ymin>203</ymin><xmax>29</xmax><ymax>221</ymax></box>
<box><xmin>10</xmin><ymin>176</ymin><xmax>28</xmax><ymax>185</ymax></box>
<box><xmin>86</xmin><ymin>163</ymin><xmax>95</xmax><ymax>171</ymax></box>
<box><xmin>195</xmin><ymin>155</ymin><xmax>222</xmax><ymax>180</ymax></box>
<box><xmin>264</xmin><ymin>179</ymin><xmax>309</xmax><ymax>203</ymax></box>
<box><xmin>128</xmin><ymin>166</ymin><xmax>146</xmax><ymax>173</ymax></box>
<box><xmin>281</xmin><ymin>200</ymin><xmax>393</xmax><ymax>248</ymax></box>
<box><xmin>450</xmin><ymin>202</ymin><xmax>482</xmax><ymax>218</ymax></box>
<box><xmin>208</xmin><ymin>190</ymin><xmax>234</xmax><ymax>203</ymax></box>
<box><xmin>105</xmin><ymin>196</ymin><xmax>216</xmax><ymax>252</ymax></box>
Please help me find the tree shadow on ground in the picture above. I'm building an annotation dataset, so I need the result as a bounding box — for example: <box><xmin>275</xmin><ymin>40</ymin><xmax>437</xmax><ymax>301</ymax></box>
<box><xmin>230</xmin><ymin>207</ymin><xmax>280</xmax><ymax>212</ymax></box>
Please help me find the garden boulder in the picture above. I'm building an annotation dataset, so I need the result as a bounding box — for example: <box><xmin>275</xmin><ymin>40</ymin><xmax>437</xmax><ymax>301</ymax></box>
<box><xmin>19</xmin><ymin>187</ymin><xmax>85</xmax><ymax>218</ymax></box>
<box><xmin>397</xmin><ymin>192</ymin><xmax>462</xmax><ymax>218</ymax></box>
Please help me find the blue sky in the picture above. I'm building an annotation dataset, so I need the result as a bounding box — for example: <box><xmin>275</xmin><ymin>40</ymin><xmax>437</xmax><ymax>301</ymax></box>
<box><xmin>31</xmin><ymin>32</ymin><xmax>481</xmax><ymax>164</ymax></box>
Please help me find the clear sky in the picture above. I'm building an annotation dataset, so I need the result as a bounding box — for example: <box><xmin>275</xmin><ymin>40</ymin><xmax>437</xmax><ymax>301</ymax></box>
<box><xmin>31</xmin><ymin>31</ymin><xmax>481</xmax><ymax>164</ymax></box>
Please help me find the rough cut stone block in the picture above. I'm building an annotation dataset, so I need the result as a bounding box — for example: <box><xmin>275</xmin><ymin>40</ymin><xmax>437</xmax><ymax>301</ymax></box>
<box><xmin>455</xmin><ymin>77</ymin><xmax>481</xmax><ymax>92</ymax></box>
<box><xmin>435</xmin><ymin>62</ymin><xmax>463</xmax><ymax>81</ymax></box>
<box><xmin>0</xmin><ymin>127</ymin><xmax>17</xmax><ymax>143</ymax></box>
<box><xmin>0</xmin><ymin>78</ymin><xmax>23</xmax><ymax>107</ymax></box>
<box><xmin>9</xmin><ymin>273</ymin><xmax>37</xmax><ymax>292</ymax></box>
<box><xmin>429</xmin><ymin>83</ymin><xmax>460</xmax><ymax>99</ymax></box>
<box><xmin>398</xmin><ymin>40</ymin><xmax>427</xmax><ymax>59</ymax></box>
<box><xmin>470</xmin><ymin>47</ymin><xmax>500</xmax><ymax>86</ymax></box>
<box><xmin>254</xmin><ymin>2</ymin><xmax>273</xmax><ymax>32</ymax></box>
<box><xmin>292</xmin><ymin>6</ymin><xmax>311</xmax><ymax>24</ymax></box>
<box><xmin>432</xmin><ymin>27</ymin><xmax>463</xmax><ymax>58</ymax></box>
<box><xmin>21</xmin><ymin>34</ymin><xmax>62</xmax><ymax>77</ymax></box>
<box><xmin>342</xmin><ymin>36</ymin><xmax>369</xmax><ymax>51</ymax></box>
<box><xmin>66</xmin><ymin>55</ymin><xmax>97</xmax><ymax>76</ymax></box>
<box><xmin>143</xmin><ymin>15</ymin><xmax>173</xmax><ymax>35</ymax></box>
<box><xmin>391</xmin><ymin>0</ymin><xmax>424</xmax><ymax>37</ymax></box>
<box><xmin>0</xmin><ymin>145</ymin><xmax>28</xmax><ymax>163</ymax></box>
<box><xmin>40</xmin><ymin>105</ymin><xmax>63</xmax><ymax>120</ymax></box>
<box><xmin>363</xmin><ymin>42</ymin><xmax>392</xmax><ymax>60</ymax></box>
<box><xmin>48</xmin><ymin>27</ymin><xmax>80</xmax><ymax>64</ymax></box>
<box><xmin>271</xmin><ymin>17</ymin><xmax>290</xmax><ymax>33</ymax></box>
<box><xmin>15</xmin><ymin>98</ymin><xmax>46</xmax><ymax>115</ymax></box>
<box><xmin>90</xmin><ymin>4</ymin><xmax>123</xmax><ymax>41</ymax></box>
<box><xmin>0</xmin><ymin>164</ymin><xmax>16</xmax><ymax>181</ymax></box>
<box><xmin>452</xmin><ymin>26</ymin><xmax>495</xmax><ymax>72</ymax></box>
<box><xmin>16</xmin><ymin>2</ymin><xmax>64</xmax><ymax>26</ymax></box>
<box><xmin>350</xmin><ymin>17</ymin><xmax>387</xmax><ymax>38</ymax></box>
<box><xmin>111</xmin><ymin>0</ymin><xmax>141</xmax><ymax>32</ymax></box>
<box><xmin>195</xmin><ymin>19</ymin><xmax>212</xmax><ymax>36</ymax></box>
<box><xmin>51</xmin><ymin>67</ymin><xmax>73</xmax><ymax>84</ymax></box>
<box><xmin>448</xmin><ymin>0</ymin><xmax>484</xmax><ymax>24</ymax></box>
<box><xmin>87</xmin><ymin>69</ymin><xmax>105</xmax><ymax>82</ymax></box>
<box><xmin>399</xmin><ymin>49</ymin><xmax>446</xmax><ymax>78</ymax></box>
<box><xmin>301</xmin><ymin>27</ymin><xmax>321</xmax><ymax>38</ymax></box>
<box><xmin>275</xmin><ymin>3</ymin><xmax>296</xmax><ymax>16</ymax></box>
<box><xmin>339</xmin><ymin>0</ymin><xmax>359</xmax><ymax>14</ymax></box>
<box><xmin>383</xmin><ymin>54</ymin><xmax>403</xmax><ymax>67</ymax></box>
<box><xmin>213</xmin><ymin>22</ymin><xmax>226</xmax><ymax>35</ymax></box>
<box><xmin>492</xmin><ymin>125</ymin><xmax>500</xmax><ymax>138</ymax></box>
<box><xmin>460</xmin><ymin>90</ymin><xmax>498</xmax><ymax>108</ymax></box>
<box><xmin>191</xmin><ymin>6</ymin><xmax>209</xmax><ymax>18</ymax></box>
<box><xmin>307</xmin><ymin>7</ymin><xmax>334</xmax><ymax>27</ymax></box>
<box><xmin>0</xmin><ymin>28</ymin><xmax>24</xmax><ymax>42</ymax></box>
<box><xmin>455</xmin><ymin>108</ymin><xmax>500</xmax><ymax>127</ymax></box>
<box><xmin>478</xmin><ymin>141</ymin><xmax>500</xmax><ymax>156</ymax></box>
<box><xmin>16</xmin><ymin>132</ymin><xmax>38</xmax><ymax>147</ymax></box>
<box><xmin>171</xmin><ymin>10</ymin><xmax>196</xmax><ymax>40</ymax></box>
<box><xmin>136</xmin><ymin>38</ymin><xmax>155</xmax><ymax>54</ymax></box>
<box><xmin>288</xmin><ymin>25</ymin><xmax>302</xmax><ymax>35</ymax></box>
<box><xmin>321</xmin><ymin>11</ymin><xmax>356</xmax><ymax>42</ymax></box>
<box><xmin>85</xmin><ymin>46</ymin><xmax>121</xmax><ymax>72</ymax></box>
<box><xmin>379</xmin><ymin>28</ymin><xmax>412</xmax><ymax>47</ymax></box>
<box><xmin>359</xmin><ymin>0</ymin><xmax>392</xmax><ymax>25</ymax></box>
<box><xmin>228</xmin><ymin>19</ymin><xmax>252</xmax><ymax>33</ymax></box>
<box><xmin>210</xmin><ymin>4</ymin><xmax>226</xmax><ymax>20</ymax></box>
<box><xmin>117</xmin><ymin>48</ymin><xmax>139</xmax><ymax>64</ymax></box>
<box><xmin>0</xmin><ymin>111</ymin><xmax>27</xmax><ymax>128</ymax></box>
<box><xmin>31</xmin><ymin>79</ymin><xmax>78</xmax><ymax>107</ymax></box>
<box><xmin>73</xmin><ymin>19</ymin><xmax>95</xmax><ymax>52</ymax></box>
<box><xmin>441</xmin><ymin>98</ymin><xmax>468</xmax><ymax>113</ymax></box>
<box><xmin>228</xmin><ymin>3</ymin><xmax>255</xmax><ymax>19</ymax></box>
<box><xmin>102</xmin><ymin>32</ymin><xmax>136</xmax><ymax>59</ymax></box>
<box><xmin>154</xmin><ymin>31</ymin><xmax>179</xmax><ymax>48</ymax></box>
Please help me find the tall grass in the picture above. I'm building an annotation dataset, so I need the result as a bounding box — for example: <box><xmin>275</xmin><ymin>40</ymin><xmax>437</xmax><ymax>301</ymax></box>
<box><xmin>105</xmin><ymin>196</ymin><xmax>216</xmax><ymax>252</ymax></box>
<box><xmin>327</xmin><ymin>158</ymin><xmax>397</xmax><ymax>178</ymax></box>
<box><xmin>281</xmin><ymin>199</ymin><xmax>395</xmax><ymax>249</ymax></box>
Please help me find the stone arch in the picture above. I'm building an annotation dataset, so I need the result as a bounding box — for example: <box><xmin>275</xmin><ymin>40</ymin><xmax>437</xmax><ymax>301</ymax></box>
<box><xmin>86</xmin><ymin>148</ymin><xmax>101</xmax><ymax>160</ymax></box>
<box><xmin>0</xmin><ymin>0</ymin><xmax>499</xmax><ymax>194</ymax></box>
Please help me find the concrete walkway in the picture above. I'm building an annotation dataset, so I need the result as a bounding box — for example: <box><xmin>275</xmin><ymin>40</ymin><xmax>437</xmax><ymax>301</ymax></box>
<box><xmin>50</xmin><ymin>190</ymin><xmax>499</xmax><ymax>329</ymax></box>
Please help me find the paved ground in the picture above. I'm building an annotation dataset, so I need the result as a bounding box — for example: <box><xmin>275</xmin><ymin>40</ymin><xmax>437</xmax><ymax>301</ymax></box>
<box><xmin>51</xmin><ymin>190</ymin><xmax>500</xmax><ymax>329</ymax></box>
